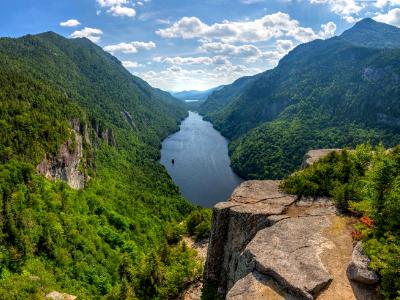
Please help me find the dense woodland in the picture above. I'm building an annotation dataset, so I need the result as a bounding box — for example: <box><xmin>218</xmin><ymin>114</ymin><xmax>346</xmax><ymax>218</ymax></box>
<box><xmin>0</xmin><ymin>32</ymin><xmax>211</xmax><ymax>299</ymax></box>
<box><xmin>200</xmin><ymin>18</ymin><xmax>400</xmax><ymax>180</ymax></box>
<box><xmin>281</xmin><ymin>145</ymin><xmax>400</xmax><ymax>299</ymax></box>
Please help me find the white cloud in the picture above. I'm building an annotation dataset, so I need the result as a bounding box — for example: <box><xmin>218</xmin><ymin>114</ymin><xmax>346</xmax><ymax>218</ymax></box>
<box><xmin>200</xmin><ymin>42</ymin><xmax>262</xmax><ymax>58</ymax></box>
<box><xmin>60</xmin><ymin>19</ymin><xmax>80</xmax><ymax>27</ymax></box>
<box><xmin>97</xmin><ymin>0</ymin><xmax>145</xmax><ymax>18</ymax></box>
<box><xmin>138</xmin><ymin>62</ymin><xmax>262</xmax><ymax>91</ymax></box>
<box><xmin>70</xmin><ymin>27</ymin><xmax>103</xmax><ymax>43</ymax></box>
<box><xmin>97</xmin><ymin>0</ymin><xmax>128</xmax><ymax>7</ymax></box>
<box><xmin>309</xmin><ymin>0</ymin><xmax>363</xmax><ymax>22</ymax></box>
<box><xmin>154</xmin><ymin>55</ymin><xmax>231</xmax><ymax>65</ymax></box>
<box><xmin>319</xmin><ymin>21</ymin><xmax>337</xmax><ymax>38</ymax></box>
<box><xmin>107</xmin><ymin>5</ymin><xmax>136</xmax><ymax>17</ymax></box>
<box><xmin>122</xmin><ymin>60</ymin><xmax>143</xmax><ymax>68</ymax></box>
<box><xmin>156</xmin><ymin>12</ymin><xmax>336</xmax><ymax>43</ymax></box>
<box><xmin>374</xmin><ymin>8</ymin><xmax>400</xmax><ymax>27</ymax></box>
<box><xmin>310</xmin><ymin>0</ymin><xmax>363</xmax><ymax>15</ymax></box>
<box><xmin>375</xmin><ymin>0</ymin><xmax>400</xmax><ymax>8</ymax></box>
<box><xmin>104</xmin><ymin>41</ymin><xmax>156</xmax><ymax>53</ymax></box>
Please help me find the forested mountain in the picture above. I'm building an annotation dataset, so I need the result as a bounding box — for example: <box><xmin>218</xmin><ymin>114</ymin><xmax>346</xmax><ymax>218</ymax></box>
<box><xmin>199</xmin><ymin>18</ymin><xmax>400</xmax><ymax>179</ymax></box>
<box><xmin>170</xmin><ymin>85</ymin><xmax>224</xmax><ymax>101</ymax></box>
<box><xmin>0</xmin><ymin>31</ymin><xmax>206</xmax><ymax>299</ymax></box>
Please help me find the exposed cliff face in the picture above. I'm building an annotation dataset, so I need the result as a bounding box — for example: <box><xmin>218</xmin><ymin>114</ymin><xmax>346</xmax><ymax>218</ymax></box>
<box><xmin>36</xmin><ymin>118</ymin><xmax>121</xmax><ymax>189</ymax></box>
<box><xmin>204</xmin><ymin>150</ymin><xmax>380</xmax><ymax>299</ymax></box>
<box><xmin>37</xmin><ymin>129</ymin><xmax>85</xmax><ymax>190</ymax></box>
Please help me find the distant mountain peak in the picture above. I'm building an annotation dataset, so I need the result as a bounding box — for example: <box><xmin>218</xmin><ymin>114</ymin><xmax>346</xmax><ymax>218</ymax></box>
<box><xmin>341</xmin><ymin>18</ymin><xmax>400</xmax><ymax>48</ymax></box>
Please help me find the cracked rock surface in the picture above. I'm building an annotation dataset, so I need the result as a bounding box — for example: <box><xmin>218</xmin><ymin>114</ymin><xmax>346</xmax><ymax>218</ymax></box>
<box><xmin>204</xmin><ymin>178</ymin><xmax>380</xmax><ymax>299</ymax></box>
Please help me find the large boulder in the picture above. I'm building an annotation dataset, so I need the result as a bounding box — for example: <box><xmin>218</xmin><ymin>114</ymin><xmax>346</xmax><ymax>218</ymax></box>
<box><xmin>237</xmin><ymin>215</ymin><xmax>335</xmax><ymax>299</ymax></box>
<box><xmin>347</xmin><ymin>242</ymin><xmax>379</xmax><ymax>285</ymax></box>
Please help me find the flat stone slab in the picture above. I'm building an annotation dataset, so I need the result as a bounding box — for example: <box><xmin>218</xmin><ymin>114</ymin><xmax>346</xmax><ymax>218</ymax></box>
<box><xmin>215</xmin><ymin>180</ymin><xmax>296</xmax><ymax>216</ymax></box>
<box><xmin>227</xmin><ymin>272</ymin><xmax>297</xmax><ymax>300</ymax></box>
<box><xmin>242</xmin><ymin>216</ymin><xmax>335</xmax><ymax>299</ymax></box>
<box><xmin>231</xmin><ymin>180</ymin><xmax>288</xmax><ymax>203</ymax></box>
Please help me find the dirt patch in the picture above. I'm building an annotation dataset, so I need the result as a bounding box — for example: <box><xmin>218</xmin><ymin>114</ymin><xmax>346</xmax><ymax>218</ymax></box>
<box><xmin>318</xmin><ymin>216</ymin><xmax>380</xmax><ymax>299</ymax></box>
<box><xmin>318</xmin><ymin>215</ymin><xmax>356</xmax><ymax>299</ymax></box>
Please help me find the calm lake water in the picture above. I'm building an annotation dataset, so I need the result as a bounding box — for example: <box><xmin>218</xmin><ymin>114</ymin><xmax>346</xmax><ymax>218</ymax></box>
<box><xmin>161</xmin><ymin>111</ymin><xmax>243</xmax><ymax>207</ymax></box>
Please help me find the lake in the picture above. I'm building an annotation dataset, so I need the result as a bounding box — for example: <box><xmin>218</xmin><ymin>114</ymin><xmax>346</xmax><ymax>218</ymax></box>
<box><xmin>160</xmin><ymin>111</ymin><xmax>243</xmax><ymax>207</ymax></box>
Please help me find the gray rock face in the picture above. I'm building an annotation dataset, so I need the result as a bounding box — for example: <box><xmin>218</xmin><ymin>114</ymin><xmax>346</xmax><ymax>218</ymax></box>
<box><xmin>301</xmin><ymin>149</ymin><xmax>341</xmax><ymax>169</ymax></box>
<box><xmin>238</xmin><ymin>216</ymin><xmax>334</xmax><ymax>299</ymax></box>
<box><xmin>204</xmin><ymin>175</ymin><xmax>380</xmax><ymax>299</ymax></box>
<box><xmin>37</xmin><ymin>129</ymin><xmax>85</xmax><ymax>190</ymax></box>
<box><xmin>347</xmin><ymin>242</ymin><xmax>379</xmax><ymax>285</ymax></box>
<box><xmin>204</xmin><ymin>181</ymin><xmax>296</xmax><ymax>294</ymax></box>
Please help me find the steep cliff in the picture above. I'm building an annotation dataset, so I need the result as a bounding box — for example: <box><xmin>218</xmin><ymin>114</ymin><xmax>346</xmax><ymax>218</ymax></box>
<box><xmin>36</xmin><ymin>129</ymin><xmax>85</xmax><ymax>190</ymax></box>
<box><xmin>204</xmin><ymin>150</ymin><xmax>380</xmax><ymax>299</ymax></box>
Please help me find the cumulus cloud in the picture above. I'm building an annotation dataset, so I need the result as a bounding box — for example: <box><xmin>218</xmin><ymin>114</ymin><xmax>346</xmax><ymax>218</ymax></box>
<box><xmin>97</xmin><ymin>0</ymin><xmax>128</xmax><ymax>7</ymax></box>
<box><xmin>104</xmin><ymin>41</ymin><xmax>156</xmax><ymax>53</ymax></box>
<box><xmin>156</xmin><ymin>12</ymin><xmax>336</xmax><ymax>43</ymax></box>
<box><xmin>138</xmin><ymin>62</ymin><xmax>262</xmax><ymax>91</ymax></box>
<box><xmin>199</xmin><ymin>42</ymin><xmax>262</xmax><ymax>58</ymax></box>
<box><xmin>60</xmin><ymin>19</ymin><xmax>80</xmax><ymax>27</ymax></box>
<box><xmin>122</xmin><ymin>60</ymin><xmax>143</xmax><ymax>68</ymax></box>
<box><xmin>97</xmin><ymin>0</ymin><xmax>142</xmax><ymax>17</ymax></box>
<box><xmin>375</xmin><ymin>0</ymin><xmax>400</xmax><ymax>8</ymax></box>
<box><xmin>310</xmin><ymin>0</ymin><xmax>363</xmax><ymax>15</ymax></box>
<box><xmin>153</xmin><ymin>55</ymin><xmax>231</xmax><ymax>65</ymax></box>
<box><xmin>70</xmin><ymin>27</ymin><xmax>103</xmax><ymax>42</ymax></box>
<box><xmin>107</xmin><ymin>5</ymin><xmax>136</xmax><ymax>17</ymax></box>
<box><xmin>319</xmin><ymin>21</ymin><xmax>337</xmax><ymax>38</ymax></box>
<box><xmin>374</xmin><ymin>8</ymin><xmax>400</xmax><ymax>27</ymax></box>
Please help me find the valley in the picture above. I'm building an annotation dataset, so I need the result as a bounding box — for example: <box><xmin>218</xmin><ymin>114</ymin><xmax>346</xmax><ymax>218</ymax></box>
<box><xmin>1</xmin><ymin>2</ymin><xmax>400</xmax><ymax>299</ymax></box>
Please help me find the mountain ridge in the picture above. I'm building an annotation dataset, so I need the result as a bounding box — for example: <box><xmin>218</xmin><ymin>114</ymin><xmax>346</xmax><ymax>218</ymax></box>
<box><xmin>199</xmin><ymin>18</ymin><xmax>400</xmax><ymax>179</ymax></box>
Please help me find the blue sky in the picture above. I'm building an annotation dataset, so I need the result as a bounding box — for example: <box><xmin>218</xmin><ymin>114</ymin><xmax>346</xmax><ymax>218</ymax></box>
<box><xmin>1</xmin><ymin>0</ymin><xmax>400</xmax><ymax>91</ymax></box>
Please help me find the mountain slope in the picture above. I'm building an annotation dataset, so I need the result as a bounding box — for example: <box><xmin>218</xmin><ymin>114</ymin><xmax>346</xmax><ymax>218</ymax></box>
<box><xmin>200</xmin><ymin>19</ymin><xmax>400</xmax><ymax>179</ymax></box>
<box><xmin>0</xmin><ymin>32</ymin><xmax>202</xmax><ymax>299</ymax></box>
<box><xmin>171</xmin><ymin>86</ymin><xmax>224</xmax><ymax>101</ymax></box>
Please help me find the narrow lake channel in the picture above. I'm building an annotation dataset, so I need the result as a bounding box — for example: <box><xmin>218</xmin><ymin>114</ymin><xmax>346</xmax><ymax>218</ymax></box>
<box><xmin>160</xmin><ymin>111</ymin><xmax>243</xmax><ymax>207</ymax></box>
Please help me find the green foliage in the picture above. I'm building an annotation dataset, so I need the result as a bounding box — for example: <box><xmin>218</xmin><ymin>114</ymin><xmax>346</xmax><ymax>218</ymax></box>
<box><xmin>281</xmin><ymin>145</ymin><xmax>400</xmax><ymax>299</ymax></box>
<box><xmin>0</xmin><ymin>31</ymin><xmax>198</xmax><ymax>299</ymax></box>
<box><xmin>186</xmin><ymin>208</ymin><xmax>212</xmax><ymax>242</ymax></box>
<box><xmin>281</xmin><ymin>146</ymin><xmax>372</xmax><ymax>210</ymax></box>
<box><xmin>201</xmin><ymin>282</ymin><xmax>224</xmax><ymax>300</ymax></box>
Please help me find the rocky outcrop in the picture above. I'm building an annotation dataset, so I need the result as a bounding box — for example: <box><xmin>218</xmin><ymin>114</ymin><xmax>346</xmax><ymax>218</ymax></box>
<box><xmin>301</xmin><ymin>149</ymin><xmax>341</xmax><ymax>169</ymax></box>
<box><xmin>204</xmin><ymin>181</ymin><xmax>296</xmax><ymax>295</ymax></box>
<box><xmin>205</xmin><ymin>150</ymin><xmax>380</xmax><ymax>299</ymax></box>
<box><xmin>37</xmin><ymin>130</ymin><xmax>85</xmax><ymax>190</ymax></box>
<box><xmin>45</xmin><ymin>291</ymin><xmax>76</xmax><ymax>300</ymax></box>
<box><xmin>347</xmin><ymin>242</ymin><xmax>379</xmax><ymax>285</ymax></box>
